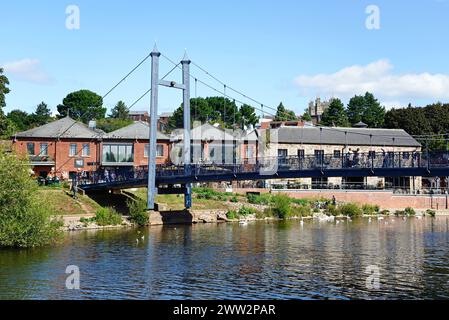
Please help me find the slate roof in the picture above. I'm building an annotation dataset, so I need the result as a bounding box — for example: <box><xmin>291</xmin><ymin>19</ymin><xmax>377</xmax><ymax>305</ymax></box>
<box><xmin>15</xmin><ymin>116</ymin><xmax>102</xmax><ymax>139</ymax></box>
<box><xmin>105</xmin><ymin>121</ymin><xmax>170</xmax><ymax>140</ymax></box>
<box><xmin>269</xmin><ymin>127</ymin><xmax>421</xmax><ymax>147</ymax></box>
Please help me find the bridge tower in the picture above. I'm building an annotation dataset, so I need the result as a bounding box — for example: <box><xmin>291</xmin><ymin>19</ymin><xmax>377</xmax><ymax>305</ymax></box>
<box><xmin>147</xmin><ymin>45</ymin><xmax>192</xmax><ymax>210</ymax></box>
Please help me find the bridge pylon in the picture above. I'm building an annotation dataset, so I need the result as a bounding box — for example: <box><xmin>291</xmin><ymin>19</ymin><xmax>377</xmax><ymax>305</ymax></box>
<box><xmin>147</xmin><ymin>46</ymin><xmax>192</xmax><ymax>210</ymax></box>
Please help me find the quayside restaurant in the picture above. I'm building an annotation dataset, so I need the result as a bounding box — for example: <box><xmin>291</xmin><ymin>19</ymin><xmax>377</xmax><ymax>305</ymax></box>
<box><xmin>11</xmin><ymin>116</ymin><xmax>423</xmax><ymax>191</ymax></box>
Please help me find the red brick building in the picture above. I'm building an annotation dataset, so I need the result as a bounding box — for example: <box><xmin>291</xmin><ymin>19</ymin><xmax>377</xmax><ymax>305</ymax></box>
<box><xmin>12</xmin><ymin>117</ymin><xmax>171</xmax><ymax>180</ymax></box>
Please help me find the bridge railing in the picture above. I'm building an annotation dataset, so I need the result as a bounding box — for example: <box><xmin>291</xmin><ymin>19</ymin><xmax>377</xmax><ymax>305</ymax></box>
<box><xmin>79</xmin><ymin>151</ymin><xmax>449</xmax><ymax>186</ymax></box>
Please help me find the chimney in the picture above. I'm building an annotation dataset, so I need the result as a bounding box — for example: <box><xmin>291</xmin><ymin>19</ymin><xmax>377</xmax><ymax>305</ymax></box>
<box><xmin>88</xmin><ymin>120</ymin><xmax>97</xmax><ymax>130</ymax></box>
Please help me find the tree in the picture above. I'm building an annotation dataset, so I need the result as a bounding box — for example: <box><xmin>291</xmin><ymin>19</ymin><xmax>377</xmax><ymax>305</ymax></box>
<box><xmin>109</xmin><ymin>101</ymin><xmax>129</xmax><ymax>120</ymax></box>
<box><xmin>0</xmin><ymin>68</ymin><xmax>10</xmax><ymax>110</ymax></box>
<box><xmin>0</xmin><ymin>68</ymin><xmax>11</xmax><ymax>137</ymax></box>
<box><xmin>346</xmin><ymin>95</ymin><xmax>366</xmax><ymax>125</ymax></box>
<box><xmin>362</xmin><ymin>92</ymin><xmax>385</xmax><ymax>128</ymax></box>
<box><xmin>274</xmin><ymin>102</ymin><xmax>297</xmax><ymax>121</ymax></box>
<box><xmin>57</xmin><ymin>90</ymin><xmax>106</xmax><ymax>123</ymax></box>
<box><xmin>168</xmin><ymin>97</ymin><xmax>244</xmax><ymax>130</ymax></box>
<box><xmin>31</xmin><ymin>102</ymin><xmax>52</xmax><ymax>126</ymax></box>
<box><xmin>96</xmin><ymin>118</ymin><xmax>133</xmax><ymax>133</ymax></box>
<box><xmin>321</xmin><ymin>98</ymin><xmax>349</xmax><ymax>127</ymax></box>
<box><xmin>239</xmin><ymin>104</ymin><xmax>259</xmax><ymax>129</ymax></box>
<box><xmin>0</xmin><ymin>146</ymin><xmax>62</xmax><ymax>248</ymax></box>
<box><xmin>302</xmin><ymin>109</ymin><xmax>312</xmax><ymax>122</ymax></box>
<box><xmin>7</xmin><ymin>110</ymin><xmax>31</xmax><ymax>132</ymax></box>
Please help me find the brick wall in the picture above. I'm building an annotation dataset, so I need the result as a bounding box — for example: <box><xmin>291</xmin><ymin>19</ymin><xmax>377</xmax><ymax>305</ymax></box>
<box><xmin>223</xmin><ymin>188</ymin><xmax>449</xmax><ymax>210</ymax></box>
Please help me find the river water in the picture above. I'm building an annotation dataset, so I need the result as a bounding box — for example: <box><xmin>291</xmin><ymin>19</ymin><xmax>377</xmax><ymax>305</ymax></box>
<box><xmin>1</xmin><ymin>217</ymin><xmax>449</xmax><ymax>300</ymax></box>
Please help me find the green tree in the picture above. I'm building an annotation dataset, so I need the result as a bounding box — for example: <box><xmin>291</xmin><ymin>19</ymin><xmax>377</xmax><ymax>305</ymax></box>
<box><xmin>362</xmin><ymin>92</ymin><xmax>385</xmax><ymax>128</ymax></box>
<box><xmin>7</xmin><ymin>110</ymin><xmax>31</xmax><ymax>132</ymax></box>
<box><xmin>321</xmin><ymin>98</ymin><xmax>349</xmax><ymax>127</ymax></box>
<box><xmin>96</xmin><ymin>118</ymin><xmax>133</xmax><ymax>133</ymax></box>
<box><xmin>0</xmin><ymin>68</ymin><xmax>11</xmax><ymax>137</ymax></box>
<box><xmin>239</xmin><ymin>104</ymin><xmax>259</xmax><ymax>129</ymax></box>
<box><xmin>274</xmin><ymin>102</ymin><xmax>297</xmax><ymax>121</ymax></box>
<box><xmin>0</xmin><ymin>146</ymin><xmax>62</xmax><ymax>248</ymax></box>
<box><xmin>31</xmin><ymin>102</ymin><xmax>52</xmax><ymax>126</ymax></box>
<box><xmin>302</xmin><ymin>109</ymin><xmax>312</xmax><ymax>122</ymax></box>
<box><xmin>0</xmin><ymin>68</ymin><xmax>10</xmax><ymax>110</ymax></box>
<box><xmin>346</xmin><ymin>95</ymin><xmax>366</xmax><ymax>125</ymax></box>
<box><xmin>168</xmin><ymin>97</ymin><xmax>244</xmax><ymax>130</ymax></box>
<box><xmin>57</xmin><ymin>90</ymin><xmax>106</xmax><ymax>123</ymax></box>
<box><xmin>109</xmin><ymin>100</ymin><xmax>129</xmax><ymax>120</ymax></box>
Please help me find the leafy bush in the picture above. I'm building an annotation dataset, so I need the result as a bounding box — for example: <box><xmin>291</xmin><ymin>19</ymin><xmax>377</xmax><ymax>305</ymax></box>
<box><xmin>426</xmin><ymin>209</ymin><xmax>436</xmax><ymax>217</ymax></box>
<box><xmin>247</xmin><ymin>193</ymin><xmax>271</xmax><ymax>205</ymax></box>
<box><xmin>394</xmin><ymin>210</ymin><xmax>405</xmax><ymax>217</ymax></box>
<box><xmin>226</xmin><ymin>210</ymin><xmax>238</xmax><ymax>220</ymax></box>
<box><xmin>291</xmin><ymin>205</ymin><xmax>312</xmax><ymax>217</ymax></box>
<box><xmin>404</xmin><ymin>207</ymin><xmax>416</xmax><ymax>216</ymax></box>
<box><xmin>271</xmin><ymin>194</ymin><xmax>291</xmax><ymax>219</ymax></box>
<box><xmin>95</xmin><ymin>208</ymin><xmax>123</xmax><ymax>226</ymax></box>
<box><xmin>127</xmin><ymin>198</ymin><xmax>149</xmax><ymax>226</ymax></box>
<box><xmin>325</xmin><ymin>204</ymin><xmax>339</xmax><ymax>217</ymax></box>
<box><xmin>238</xmin><ymin>206</ymin><xmax>256</xmax><ymax>216</ymax></box>
<box><xmin>380</xmin><ymin>210</ymin><xmax>390</xmax><ymax>216</ymax></box>
<box><xmin>339</xmin><ymin>203</ymin><xmax>362</xmax><ymax>218</ymax></box>
<box><xmin>313</xmin><ymin>208</ymin><xmax>320</xmax><ymax>214</ymax></box>
<box><xmin>0</xmin><ymin>147</ymin><xmax>63</xmax><ymax>248</ymax></box>
<box><xmin>362</xmin><ymin>204</ymin><xmax>380</xmax><ymax>216</ymax></box>
<box><xmin>290</xmin><ymin>198</ymin><xmax>312</xmax><ymax>206</ymax></box>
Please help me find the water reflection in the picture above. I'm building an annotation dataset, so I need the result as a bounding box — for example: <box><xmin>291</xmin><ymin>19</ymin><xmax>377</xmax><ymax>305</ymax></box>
<box><xmin>1</xmin><ymin>217</ymin><xmax>449</xmax><ymax>300</ymax></box>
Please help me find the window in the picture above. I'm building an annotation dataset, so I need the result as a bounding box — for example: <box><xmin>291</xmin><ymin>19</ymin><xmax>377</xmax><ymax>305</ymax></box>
<box><xmin>157</xmin><ymin>145</ymin><xmax>164</xmax><ymax>157</ymax></box>
<box><xmin>298</xmin><ymin>149</ymin><xmax>305</xmax><ymax>159</ymax></box>
<box><xmin>315</xmin><ymin>150</ymin><xmax>324</xmax><ymax>166</ymax></box>
<box><xmin>74</xmin><ymin>159</ymin><xmax>84</xmax><ymax>168</ymax></box>
<box><xmin>102</xmin><ymin>144</ymin><xmax>134</xmax><ymax>164</ymax></box>
<box><xmin>70</xmin><ymin>144</ymin><xmax>77</xmax><ymax>157</ymax></box>
<box><xmin>144</xmin><ymin>144</ymin><xmax>164</xmax><ymax>158</ymax></box>
<box><xmin>144</xmin><ymin>144</ymin><xmax>149</xmax><ymax>158</ymax></box>
<box><xmin>82</xmin><ymin>144</ymin><xmax>90</xmax><ymax>157</ymax></box>
<box><xmin>27</xmin><ymin>143</ymin><xmax>35</xmax><ymax>156</ymax></box>
<box><xmin>278</xmin><ymin>149</ymin><xmax>288</xmax><ymax>165</ymax></box>
<box><xmin>40</xmin><ymin>143</ymin><xmax>49</xmax><ymax>156</ymax></box>
<box><xmin>246</xmin><ymin>146</ymin><xmax>254</xmax><ymax>159</ymax></box>
<box><xmin>333</xmin><ymin>150</ymin><xmax>341</xmax><ymax>158</ymax></box>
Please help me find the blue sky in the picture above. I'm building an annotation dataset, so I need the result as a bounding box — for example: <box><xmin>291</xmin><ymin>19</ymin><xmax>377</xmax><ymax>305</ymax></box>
<box><xmin>1</xmin><ymin>0</ymin><xmax>448</xmax><ymax>117</ymax></box>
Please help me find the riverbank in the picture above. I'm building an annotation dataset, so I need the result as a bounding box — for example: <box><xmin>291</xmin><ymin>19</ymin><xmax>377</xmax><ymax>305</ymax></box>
<box><xmin>45</xmin><ymin>186</ymin><xmax>448</xmax><ymax>232</ymax></box>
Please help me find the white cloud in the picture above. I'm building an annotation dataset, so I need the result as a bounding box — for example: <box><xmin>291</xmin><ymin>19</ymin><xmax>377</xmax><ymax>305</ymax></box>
<box><xmin>294</xmin><ymin>59</ymin><xmax>449</xmax><ymax>104</ymax></box>
<box><xmin>2</xmin><ymin>58</ymin><xmax>52</xmax><ymax>84</ymax></box>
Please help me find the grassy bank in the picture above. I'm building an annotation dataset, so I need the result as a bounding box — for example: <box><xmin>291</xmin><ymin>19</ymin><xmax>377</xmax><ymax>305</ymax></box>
<box><xmin>38</xmin><ymin>188</ymin><xmax>102</xmax><ymax>216</ymax></box>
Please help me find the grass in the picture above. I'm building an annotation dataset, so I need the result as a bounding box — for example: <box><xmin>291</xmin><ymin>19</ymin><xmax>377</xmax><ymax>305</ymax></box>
<box><xmin>37</xmin><ymin>189</ymin><xmax>102</xmax><ymax>216</ymax></box>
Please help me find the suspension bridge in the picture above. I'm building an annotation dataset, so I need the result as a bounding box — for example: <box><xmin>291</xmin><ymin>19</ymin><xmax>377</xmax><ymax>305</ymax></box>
<box><xmin>73</xmin><ymin>46</ymin><xmax>449</xmax><ymax>210</ymax></box>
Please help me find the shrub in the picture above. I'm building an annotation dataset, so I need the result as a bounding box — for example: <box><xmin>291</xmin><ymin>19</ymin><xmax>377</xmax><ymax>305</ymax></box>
<box><xmin>95</xmin><ymin>207</ymin><xmax>123</xmax><ymax>226</ymax></box>
<box><xmin>290</xmin><ymin>198</ymin><xmax>311</xmax><ymax>206</ymax></box>
<box><xmin>404</xmin><ymin>207</ymin><xmax>416</xmax><ymax>217</ymax></box>
<box><xmin>313</xmin><ymin>208</ymin><xmax>320</xmax><ymax>214</ymax></box>
<box><xmin>247</xmin><ymin>193</ymin><xmax>271</xmax><ymax>205</ymax></box>
<box><xmin>426</xmin><ymin>209</ymin><xmax>436</xmax><ymax>217</ymax></box>
<box><xmin>127</xmin><ymin>198</ymin><xmax>149</xmax><ymax>226</ymax></box>
<box><xmin>230</xmin><ymin>196</ymin><xmax>238</xmax><ymax>203</ymax></box>
<box><xmin>362</xmin><ymin>204</ymin><xmax>379</xmax><ymax>216</ymax></box>
<box><xmin>380</xmin><ymin>210</ymin><xmax>390</xmax><ymax>216</ymax></box>
<box><xmin>291</xmin><ymin>205</ymin><xmax>312</xmax><ymax>217</ymax></box>
<box><xmin>271</xmin><ymin>194</ymin><xmax>291</xmax><ymax>219</ymax></box>
<box><xmin>226</xmin><ymin>210</ymin><xmax>238</xmax><ymax>220</ymax></box>
<box><xmin>238</xmin><ymin>206</ymin><xmax>256</xmax><ymax>216</ymax></box>
<box><xmin>0</xmin><ymin>147</ymin><xmax>63</xmax><ymax>248</ymax></box>
<box><xmin>325</xmin><ymin>204</ymin><xmax>339</xmax><ymax>217</ymax></box>
<box><xmin>339</xmin><ymin>203</ymin><xmax>362</xmax><ymax>218</ymax></box>
<box><xmin>394</xmin><ymin>210</ymin><xmax>405</xmax><ymax>217</ymax></box>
